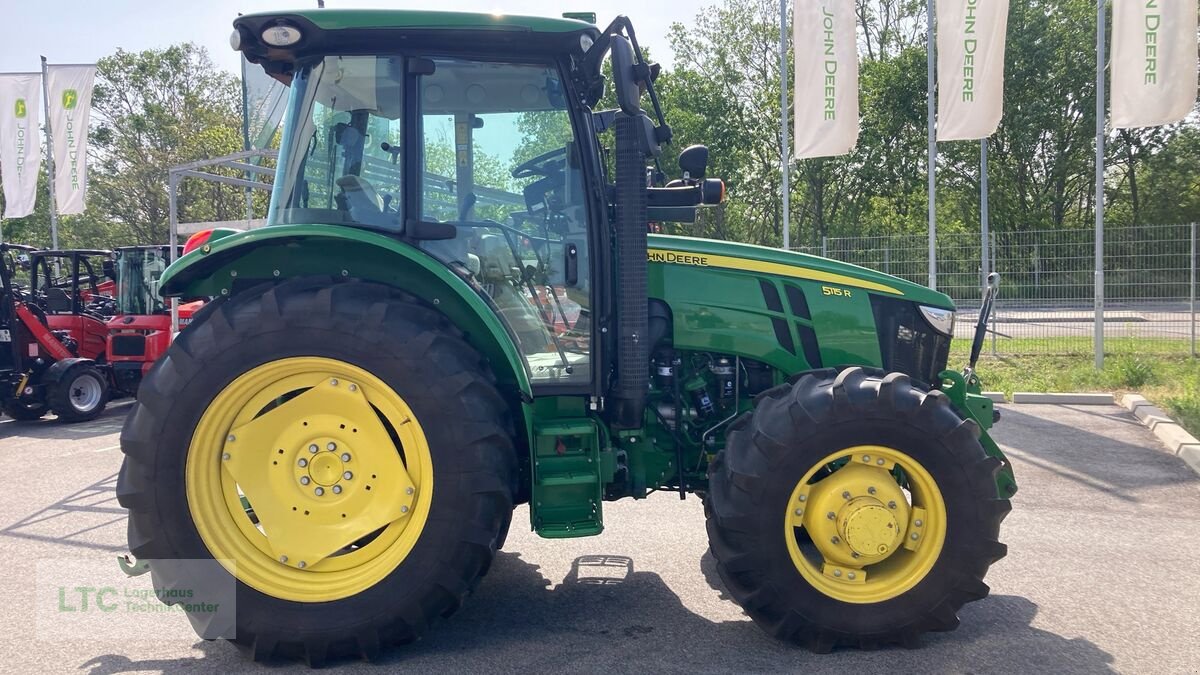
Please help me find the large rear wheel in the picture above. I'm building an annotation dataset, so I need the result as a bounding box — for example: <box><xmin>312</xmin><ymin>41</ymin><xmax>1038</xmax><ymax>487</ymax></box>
<box><xmin>706</xmin><ymin>367</ymin><xmax>1010</xmax><ymax>651</ymax></box>
<box><xmin>118</xmin><ymin>279</ymin><xmax>516</xmax><ymax>665</ymax></box>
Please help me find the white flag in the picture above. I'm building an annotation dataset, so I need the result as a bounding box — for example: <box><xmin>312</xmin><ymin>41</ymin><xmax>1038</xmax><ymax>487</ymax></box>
<box><xmin>0</xmin><ymin>74</ymin><xmax>42</xmax><ymax>219</ymax></box>
<box><xmin>45</xmin><ymin>64</ymin><xmax>96</xmax><ymax>215</ymax></box>
<box><xmin>937</xmin><ymin>0</ymin><xmax>1010</xmax><ymax>141</ymax></box>
<box><xmin>1112</xmin><ymin>0</ymin><xmax>1199</xmax><ymax>129</ymax></box>
<box><xmin>793</xmin><ymin>0</ymin><xmax>859</xmax><ymax>159</ymax></box>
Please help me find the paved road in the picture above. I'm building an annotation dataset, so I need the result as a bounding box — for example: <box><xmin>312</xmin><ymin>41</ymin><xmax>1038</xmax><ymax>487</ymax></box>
<box><xmin>953</xmin><ymin>308</ymin><xmax>1197</xmax><ymax>341</ymax></box>
<box><xmin>0</xmin><ymin>402</ymin><xmax>1197</xmax><ymax>674</ymax></box>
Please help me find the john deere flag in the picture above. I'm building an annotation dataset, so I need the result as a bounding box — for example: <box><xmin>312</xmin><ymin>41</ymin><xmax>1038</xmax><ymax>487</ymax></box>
<box><xmin>1112</xmin><ymin>0</ymin><xmax>1198</xmax><ymax>128</ymax></box>
<box><xmin>0</xmin><ymin>74</ymin><xmax>42</xmax><ymax>218</ymax></box>
<box><xmin>793</xmin><ymin>0</ymin><xmax>859</xmax><ymax>158</ymax></box>
<box><xmin>937</xmin><ymin>0</ymin><xmax>1010</xmax><ymax>140</ymax></box>
<box><xmin>44</xmin><ymin>64</ymin><xmax>96</xmax><ymax>215</ymax></box>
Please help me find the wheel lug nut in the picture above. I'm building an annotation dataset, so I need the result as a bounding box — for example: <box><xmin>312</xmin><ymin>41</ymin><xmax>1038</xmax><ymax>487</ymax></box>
<box><xmin>330</xmin><ymin>379</ymin><xmax>338</xmax><ymax>386</ymax></box>
<box><xmin>862</xmin><ymin>455</ymin><xmax>871</xmax><ymax>462</ymax></box>
<box><xmin>280</xmin><ymin>555</ymin><xmax>288</xmax><ymax>563</ymax></box>
<box><xmin>341</xmin><ymin>453</ymin><xmax>351</xmax><ymax>462</ymax></box>
<box><xmin>300</xmin><ymin>476</ymin><xmax>310</xmax><ymax>485</ymax></box>
<box><xmin>298</xmin><ymin>561</ymin><xmax>307</xmax><ymax>569</ymax></box>
<box><xmin>327</xmin><ymin>442</ymin><xmax>337</xmax><ymax>451</ymax></box>
<box><xmin>222</xmin><ymin>452</ymin><xmax>231</xmax><ymax>461</ymax></box>
<box><xmin>343</xmin><ymin>471</ymin><xmax>353</xmax><ymax>480</ymax></box>
<box><xmin>911</xmin><ymin>533</ymin><xmax>920</xmax><ymax>540</ymax></box>
<box><xmin>348</xmin><ymin>384</ymin><xmax>357</xmax><ymax>392</ymax></box>
<box><xmin>309</xmin><ymin>444</ymin><xmax>318</xmax><ymax>453</ymax></box>
<box><xmin>298</xmin><ymin>458</ymin><xmax>308</xmax><ymax>468</ymax></box>
<box><xmin>826</xmin><ymin>512</ymin><xmax>835</xmax><ymax>520</ymax></box>
<box><xmin>833</xmin><ymin>569</ymin><xmax>842</xmax><ymax>577</ymax></box>
<box><xmin>227</xmin><ymin>434</ymin><xmax>236</xmax><ymax>442</ymax></box>
<box><xmin>798</xmin><ymin>494</ymin><xmax>806</xmax><ymax>502</ymax></box>
<box><xmin>401</xmin><ymin>505</ymin><xmax>409</xmax><ymax>513</ymax></box>
<box><xmin>888</xmin><ymin>501</ymin><xmax>897</xmax><ymax>509</ymax></box>
<box><xmin>868</xmin><ymin>486</ymin><xmax>876</xmax><ymax>495</ymax></box>
<box><xmin>794</xmin><ymin>508</ymin><xmax>803</xmax><ymax>516</ymax></box>
<box><xmin>332</xmin><ymin>485</ymin><xmax>342</xmax><ymax>494</ymax></box>
<box><xmin>406</xmin><ymin>487</ymin><xmax>414</xmax><ymax>495</ymax></box>
<box><xmin>831</xmin><ymin>536</ymin><xmax>840</xmax><ymax>545</ymax></box>
<box><xmin>841</xmin><ymin>491</ymin><xmax>851</xmax><ymax>500</ymax></box>
<box><xmin>876</xmin><ymin>458</ymin><xmax>885</xmax><ymax>466</ymax></box>
<box><xmin>848</xmin><ymin>572</ymin><xmax>856</xmax><ymax>580</ymax></box>
<box><xmin>314</xmin><ymin>487</ymin><xmax>324</xmax><ymax>496</ymax></box>
<box><xmin>914</xmin><ymin>519</ymin><xmax>923</xmax><ymax>527</ymax></box>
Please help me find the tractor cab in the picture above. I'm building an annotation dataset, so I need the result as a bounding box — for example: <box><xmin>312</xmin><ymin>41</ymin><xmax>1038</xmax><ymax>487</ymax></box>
<box><xmin>112</xmin><ymin>245</ymin><xmax>176</xmax><ymax>316</ymax></box>
<box><xmin>28</xmin><ymin>249</ymin><xmax>115</xmax><ymax>361</ymax></box>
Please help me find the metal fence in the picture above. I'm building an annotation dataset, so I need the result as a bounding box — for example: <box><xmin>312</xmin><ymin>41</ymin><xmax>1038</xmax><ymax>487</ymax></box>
<box><xmin>797</xmin><ymin>223</ymin><xmax>1198</xmax><ymax>357</ymax></box>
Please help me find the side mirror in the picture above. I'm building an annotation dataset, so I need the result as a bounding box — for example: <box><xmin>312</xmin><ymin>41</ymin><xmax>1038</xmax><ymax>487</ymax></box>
<box><xmin>610</xmin><ymin>35</ymin><xmax>642</xmax><ymax>117</ymax></box>
<box><xmin>678</xmin><ymin>144</ymin><xmax>708</xmax><ymax>179</ymax></box>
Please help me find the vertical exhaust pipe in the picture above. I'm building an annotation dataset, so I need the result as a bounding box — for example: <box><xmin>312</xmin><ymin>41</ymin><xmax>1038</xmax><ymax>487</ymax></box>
<box><xmin>611</xmin><ymin>113</ymin><xmax>650</xmax><ymax>429</ymax></box>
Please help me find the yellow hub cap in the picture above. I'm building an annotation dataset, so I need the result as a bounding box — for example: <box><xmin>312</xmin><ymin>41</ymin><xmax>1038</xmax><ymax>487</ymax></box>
<box><xmin>185</xmin><ymin>357</ymin><xmax>433</xmax><ymax>602</ymax></box>
<box><xmin>784</xmin><ymin>445</ymin><xmax>946</xmax><ymax>603</ymax></box>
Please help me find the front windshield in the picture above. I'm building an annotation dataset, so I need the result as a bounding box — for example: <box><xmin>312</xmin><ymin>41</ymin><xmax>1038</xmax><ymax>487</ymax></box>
<box><xmin>116</xmin><ymin>248</ymin><xmax>170</xmax><ymax>315</ymax></box>
<box><xmin>271</xmin><ymin>56</ymin><xmax>404</xmax><ymax>230</ymax></box>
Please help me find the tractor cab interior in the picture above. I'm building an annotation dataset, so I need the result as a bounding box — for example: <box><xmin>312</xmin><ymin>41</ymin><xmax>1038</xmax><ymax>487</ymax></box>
<box><xmin>274</xmin><ymin>53</ymin><xmax>593</xmax><ymax>385</ymax></box>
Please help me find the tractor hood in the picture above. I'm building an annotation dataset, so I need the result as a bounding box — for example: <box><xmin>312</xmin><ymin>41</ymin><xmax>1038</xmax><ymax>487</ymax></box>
<box><xmin>646</xmin><ymin>235</ymin><xmax>954</xmax><ymax>309</ymax></box>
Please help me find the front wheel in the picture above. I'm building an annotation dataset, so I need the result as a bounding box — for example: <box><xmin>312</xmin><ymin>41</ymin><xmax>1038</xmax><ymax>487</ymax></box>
<box><xmin>706</xmin><ymin>367</ymin><xmax>1010</xmax><ymax>651</ymax></box>
<box><xmin>117</xmin><ymin>279</ymin><xmax>516</xmax><ymax>665</ymax></box>
<box><xmin>49</xmin><ymin>363</ymin><xmax>109</xmax><ymax>422</ymax></box>
<box><xmin>3</xmin><ymin>399</ymin><xmax>49</xmax><ymax>421</ymax></box>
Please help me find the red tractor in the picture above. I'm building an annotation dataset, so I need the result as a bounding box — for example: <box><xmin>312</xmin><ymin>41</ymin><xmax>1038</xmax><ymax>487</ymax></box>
<box><xmin>1</xmin><ymin>243</ymin><xmax>110</xmax><ymax>422</ymax></box>
<box><xmin>106</xmin><ymin>246</ymin><xmax>203</xmax><ymax>394</ymax></box>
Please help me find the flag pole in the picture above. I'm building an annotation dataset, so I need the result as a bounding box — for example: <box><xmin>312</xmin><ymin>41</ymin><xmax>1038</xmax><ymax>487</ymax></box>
<box><xmin>1094</xmin><ymin>0</ymin><xmax>1106</xmax><ymax>369</ymax></box>
<box><xmin>39</xmin><ymin>56</ymin><xmax>60</xmax><ymax>250</ymax></box>
<box><xmin>780</xmin><ymin>0</ymin><xmax>790</xmax><ymax>250</ymax></box>
<box><xmin>981</xmin><ymin>138</ymin><xmax>990</xmax><ymax>287</ymax></box>
<box><xmin>926</xmin><ymin>0</ymin><xmax>937</xmax><ymax>290</ymax></box>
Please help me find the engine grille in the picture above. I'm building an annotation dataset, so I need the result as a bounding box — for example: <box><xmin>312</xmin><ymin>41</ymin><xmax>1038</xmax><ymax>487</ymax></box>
<box><xmin>111</xmin><ymin>334</ymin><xmax>146</xmax><ymax>357</ymax></box>
<box><xmin>869</xmin><ymin>296</ymin><xmax>951</xmax><ymax>387</ymax></box>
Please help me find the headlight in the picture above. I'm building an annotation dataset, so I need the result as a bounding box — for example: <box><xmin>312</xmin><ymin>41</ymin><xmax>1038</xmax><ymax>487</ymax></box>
<box><xmin>919</xmin><ymin>305</ymin><xmax>955</xmax><ymax>336</ymax></box>
<box><xmin>261</xmin><ymin>24</ymin><xmax>303</xmax><ymax>47</ymax></box>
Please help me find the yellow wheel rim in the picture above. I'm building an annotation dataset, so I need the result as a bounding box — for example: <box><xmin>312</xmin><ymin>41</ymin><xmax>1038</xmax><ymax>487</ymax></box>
<box><xmin>784</xmin><ymin>445</ymin><xmax>946</xmax><ymax>604</ymax></box>
<box><xmin>185</xmin><ymin>357</ymin><xmax>433</xmax><ymax>603</ymax></box>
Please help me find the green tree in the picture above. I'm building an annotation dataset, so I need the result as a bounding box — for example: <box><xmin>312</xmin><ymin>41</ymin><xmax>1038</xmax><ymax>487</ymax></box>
<box><xmin>90</xmin><ymin>43</ymin><xmax>244</xmax><ymax>244</ymax></box>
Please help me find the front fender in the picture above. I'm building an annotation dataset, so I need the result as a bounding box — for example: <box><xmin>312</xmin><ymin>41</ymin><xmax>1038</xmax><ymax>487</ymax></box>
<box><xmin>160</xmin><ymin>225</ymin><xmax>533</xmax><ymax>404</ymax></box>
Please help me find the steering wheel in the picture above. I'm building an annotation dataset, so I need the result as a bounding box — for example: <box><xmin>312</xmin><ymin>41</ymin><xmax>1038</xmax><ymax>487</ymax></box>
<box><xmin>511</xmin><ymin>146</ymin><xmax>567</xmax><ymax>179</ymax></box>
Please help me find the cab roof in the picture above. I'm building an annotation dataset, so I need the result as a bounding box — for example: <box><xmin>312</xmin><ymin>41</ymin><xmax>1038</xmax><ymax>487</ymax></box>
<box><xmin>244</xmin><ymin>9</ymin><xmax>594</xmax><ymax>34</ymax></box>
<box><xmin>234</xmin><ymin>10</ymin><xmax>599</xmax><ymax>81</ymax></box>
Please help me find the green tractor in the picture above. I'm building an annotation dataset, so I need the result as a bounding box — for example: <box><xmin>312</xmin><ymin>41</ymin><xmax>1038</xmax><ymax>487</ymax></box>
<box><xmin>118</xmin><ymin>9</ymin><xmax>1013</xmax><ymax>663</ymax></box>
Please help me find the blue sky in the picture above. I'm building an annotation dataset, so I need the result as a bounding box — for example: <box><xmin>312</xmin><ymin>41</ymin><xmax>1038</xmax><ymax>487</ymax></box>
<box><xmin>0</xmin><ymin>1</ymin><xmax>686</xmax><ymax>75</ymax></box>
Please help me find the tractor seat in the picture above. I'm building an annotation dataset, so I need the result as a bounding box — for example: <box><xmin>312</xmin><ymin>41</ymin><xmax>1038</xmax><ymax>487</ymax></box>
<box><xmin>44</xmin><ymin>287</ymin><xmax>74</xmax><ymax>313</ymax></box>
<box><xmin>336</xmin><ymin>175</ymin><xmax>399</xmax><ymax>231</ymax></box>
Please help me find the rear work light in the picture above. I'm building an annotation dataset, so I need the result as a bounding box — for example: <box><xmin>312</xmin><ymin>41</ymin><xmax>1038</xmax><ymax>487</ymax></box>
<box><xmin>182</xmin><ymin>229</ymin><xmax>214</xmax><ymax>256</ymax></box>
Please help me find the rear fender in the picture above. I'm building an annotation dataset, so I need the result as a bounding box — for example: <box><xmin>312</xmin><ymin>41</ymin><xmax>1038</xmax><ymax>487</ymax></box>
<box><xmin>159</xmin><ymin>224</ymin><xmax>534</xmax><ymax>438</ymax></box>
<box><xmin>41</xmin><ymin>357</ymin><xmax>95</xmax><ymax>386</ymax></box>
